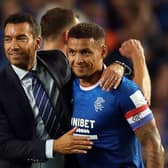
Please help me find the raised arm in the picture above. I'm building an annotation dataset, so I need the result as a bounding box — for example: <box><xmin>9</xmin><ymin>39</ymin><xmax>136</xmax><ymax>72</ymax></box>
<box><xmin>119</xmin><ymin>39</ymin><xmax>151</xmax><ymax>104</ymax></box>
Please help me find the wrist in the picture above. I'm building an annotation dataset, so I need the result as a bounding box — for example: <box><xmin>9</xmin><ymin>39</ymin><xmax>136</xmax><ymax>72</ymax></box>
<box><xmin>114</xmin><ymin>61</ymin><xmax>126</xmax><ymax>72</ymax></box>
<box><xmin>114</xmin><ymin>60</ymin><xmax>132</xmax><ymax>76</ymax></box>
<box><xmin>131</xmin><ymin>53</ymin><xmax>145</xmax><ymax>62</ymax></box>
<box><xmin>53</xmin><ymin>139</ymin><xmax>61</xmax><ymax>154</ymax></box>
<box><xmin>53</xmin><ymin>140</ymin><xmax>57</xmax><ymax>153</ymax></box>
<box><xmin>133</xmin><ymin>56</ymin><xmax>146</xmax><ymax>65</ymax></box>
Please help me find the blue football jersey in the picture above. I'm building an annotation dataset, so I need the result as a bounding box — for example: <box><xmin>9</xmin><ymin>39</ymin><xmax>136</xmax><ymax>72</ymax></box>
<box><xmin>71</xmin><ymin>77</ymin><xmax>153</xmax><ymax>168</ymax></box>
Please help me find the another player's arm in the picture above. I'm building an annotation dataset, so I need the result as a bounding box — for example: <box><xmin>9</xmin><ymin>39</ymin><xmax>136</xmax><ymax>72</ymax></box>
<box><xmin>131</xmin><ymin>48</ymin><xmax>151</xmax><ymax>105</ymax></box>
<box><xmin>119</xmin><ymin>39</ymin><xmax>151</xmax><ymax>104</ymax></box>
<box><xmin>134</xmin><ymin>119</ymin><xmax>165</xmax><ymax>168</ymax></box>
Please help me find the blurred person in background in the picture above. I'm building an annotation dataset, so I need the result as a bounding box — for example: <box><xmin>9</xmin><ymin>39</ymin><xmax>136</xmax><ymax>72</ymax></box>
<box><xmin>104</xmin><ymin>0</ymin><xmax>162</xmax><ymax>75</ymax></box>
<box><xmin>105</xmin><ymin>0</ymin><xmax>160</xmax><ymax>44</ymax></box>
<box><xmin>20</xmin><ymin>0</ymin><xmax>48</xmax><ymax>17</ymax></box>
<box><xmin>151</xmin><ymin>60</ymin><xmax>168</xmax><ymax>167</ymax></box>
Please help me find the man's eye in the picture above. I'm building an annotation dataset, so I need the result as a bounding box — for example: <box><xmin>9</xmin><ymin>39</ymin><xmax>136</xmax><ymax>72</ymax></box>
<box><xmin>69</xmin><ymin>50</ymin><xmax>76</xmax><ymax>56</ymax></box>
<box><xmin>4</xmin><ymin>38</ymin><xmax>11</xmax><ymax>42</ymax></box>
<box><xmin>17</xmin><ymin>37</ymin><xmax>28</xmax><ymax>42</ymax></box>
<box><xmin>81</xmin><ymin>50</ymin><xmax>90</xmax><ymax>55</ymax></box>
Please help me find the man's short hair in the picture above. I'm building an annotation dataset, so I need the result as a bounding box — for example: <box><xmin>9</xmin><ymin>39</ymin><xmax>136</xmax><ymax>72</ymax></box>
<box><xmin>68</xmin><ymin>22</ymin><xmax>105</xmax><ymax>41</ymax></box>
<box><xmin>40</xmin><ymin>7</ymin><xmax>77</xmax><ymax>40</ymax></box>
<box><xmin>4</xmin><ymin>13</ymin><xmax>41</xmax><ymax>38</ymax></box>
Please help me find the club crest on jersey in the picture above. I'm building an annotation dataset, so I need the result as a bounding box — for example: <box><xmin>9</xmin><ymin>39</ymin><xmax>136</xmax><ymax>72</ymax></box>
<box><xmin>94</xmin><ymin>97</ymin><xmax>105</xmax><ymax>112</ymax></box>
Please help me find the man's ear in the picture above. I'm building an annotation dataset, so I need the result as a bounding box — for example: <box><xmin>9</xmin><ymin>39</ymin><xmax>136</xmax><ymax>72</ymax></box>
<box><xmin>63</xmin><ymin>30</ymin><xmax>69</xmax><ymax>44</ymax></box>
<box><xmin>36</xmin><ymin>36</ymin><xmax>41</xmax><ymax>49</ymax></box>
<box><xmin>102</xmin><ymin>45</ymin><xmax>108</xmax><ymax>59</ymax></box>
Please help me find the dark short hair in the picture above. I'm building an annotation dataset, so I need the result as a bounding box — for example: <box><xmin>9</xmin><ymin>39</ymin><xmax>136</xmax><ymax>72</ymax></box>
<box><xmin>40</xmin><ymin>7</ymin><xmax>77</xmax><ymax>40</ymax></box>
<box><xmin>68</xmin><ymin>22</ymin><xmax>105</xmax><ymax>41</ymax></box>
<box><xmin>4</xmin><ymin>13</ymin><xmax>41</xmax><ymax>38</ymax></box>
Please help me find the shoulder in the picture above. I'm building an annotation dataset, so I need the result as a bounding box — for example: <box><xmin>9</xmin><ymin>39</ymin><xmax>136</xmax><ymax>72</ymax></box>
<box><xmin>118</xmin><ymin>76</ymin><xmax>140</xmax><ymax>94</ymax></box>
<box><xmin>37</xmin><ymin>50</ymin><xmax>71</xmax><ymax>88</ymax></box>
<box><xmin>0</xmin><ymin>65</ymin><xmax>13</xmax><ymax>91</ymax></box>
<box><xmin>0</xmin><ymin>65</ymin><xmax>10</xmax><ymax>81</ymax></box>
<box><xmin>37</xmin><ymin>49</ymin><xmax>69</xmax><ymax>67</ymax></box>
<box><xmin>116</xmin><ymin>77</ymin><xmax>147</xmax><ymax>106</ymax></box>
<box><xmin>115</xmin><ymin>76</ymin><xmax>143</xmax><ymax>102</ymax></box>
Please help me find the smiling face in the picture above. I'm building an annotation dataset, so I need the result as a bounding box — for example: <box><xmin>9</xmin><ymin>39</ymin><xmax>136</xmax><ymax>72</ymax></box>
<box><xmin>4</xmin><ymin>22</ymin><xmax>41</xmax><ymax>70</ymax></box>
<box><xmin>67</xmin><ymin>37</ymin><xmax>107</xmax><ymax>85</ymax></box>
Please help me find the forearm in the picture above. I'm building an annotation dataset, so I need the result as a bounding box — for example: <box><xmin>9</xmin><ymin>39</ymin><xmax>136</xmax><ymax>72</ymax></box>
<box><xmin>119</xmin><ymin>39</ymin><xmax>151</xmax><ymax>103</ymax></box>
<box><xmin>135</xmin><ymin>120</ymin><xmax>165</xmax><ymax>168</ymax></box>
<box><xmin>144</xmin><ymin>139</ymin><xmax>164</xmax><ymax>168</ymax></box>
<box><xmin>132</xmin><ymin>56</ymin><xmax>151</xmax><ymax>104</ymax></box>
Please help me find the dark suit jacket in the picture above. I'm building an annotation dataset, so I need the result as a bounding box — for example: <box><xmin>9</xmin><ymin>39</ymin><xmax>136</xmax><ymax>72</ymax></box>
<box><xmin>0</xmin><ymin>50</ymin><xmax>72</xmax><ymax>168</ymax></box>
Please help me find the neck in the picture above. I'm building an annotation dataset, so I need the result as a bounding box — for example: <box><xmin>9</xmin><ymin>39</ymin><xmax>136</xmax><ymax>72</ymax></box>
<box><xmin>43</xmin><ymin>37</ymin><xmax>66</xmax><ymax>54</ymax></box>
<box><xmin>80</xmin><ymin>70</ymin><xmax>103</xmax><ymax>87</ymax></box>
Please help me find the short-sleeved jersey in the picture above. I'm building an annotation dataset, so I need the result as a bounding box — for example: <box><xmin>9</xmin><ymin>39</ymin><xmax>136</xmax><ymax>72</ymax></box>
<box><xmin>71</xmin><ymin>77</ymin><xmax>154</xmax><ymax>168</ymax></box>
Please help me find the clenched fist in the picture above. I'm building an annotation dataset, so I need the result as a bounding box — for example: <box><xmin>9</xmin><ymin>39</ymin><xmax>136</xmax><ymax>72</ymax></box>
<box><xmin>119</xmin><ymin>39</ymin><xmax>145</xmax><ymax>60</ymax></box>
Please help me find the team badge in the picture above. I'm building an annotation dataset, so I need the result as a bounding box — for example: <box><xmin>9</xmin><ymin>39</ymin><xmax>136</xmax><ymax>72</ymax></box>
<box><xmin>94</xmin><ymin>97</ymin><xmax>105</xmax><ymax>112</ymax></box>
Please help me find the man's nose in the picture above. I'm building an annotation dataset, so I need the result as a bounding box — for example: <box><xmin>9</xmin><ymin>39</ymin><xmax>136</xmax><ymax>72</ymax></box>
<box><xmin>75</xmin><ymin>54</ymin><xmax>84</xmax><ymax>64</ymax></box>
<box><xmin>10</xmin><ymin>39</ymin><xmax>19</xmax><ymax>49</ymax></box>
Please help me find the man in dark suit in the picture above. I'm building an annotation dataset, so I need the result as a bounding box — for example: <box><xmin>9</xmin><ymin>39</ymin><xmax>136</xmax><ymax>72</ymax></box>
<box><xmin>0</xmin><ymin>13</ymin><xmax>93</xmax><ymax>168</ymax></box>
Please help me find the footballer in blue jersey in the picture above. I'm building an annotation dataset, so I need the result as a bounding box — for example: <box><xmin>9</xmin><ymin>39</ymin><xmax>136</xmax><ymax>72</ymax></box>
<box><xmin>67</xmin><ymin>22</ymin><xmax>164</xmax><ymax>168</ymax></box>
<box><xmin>71</xmin><ymin>77</ymin><xmax>152</xmax><ymax>168</ymax></box>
